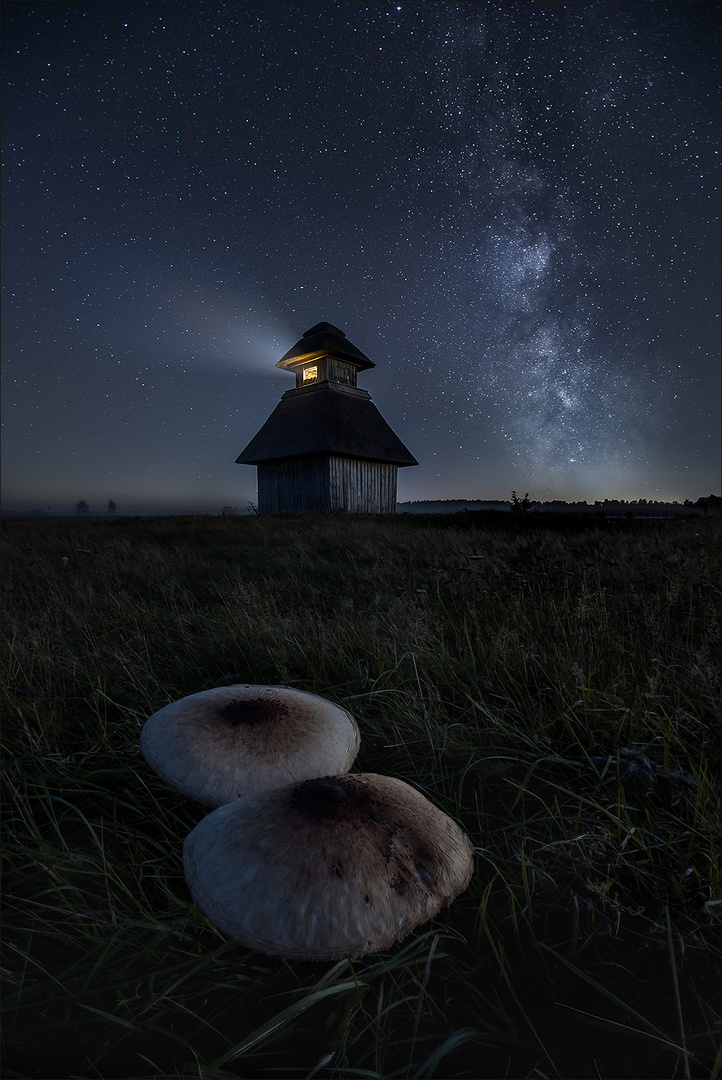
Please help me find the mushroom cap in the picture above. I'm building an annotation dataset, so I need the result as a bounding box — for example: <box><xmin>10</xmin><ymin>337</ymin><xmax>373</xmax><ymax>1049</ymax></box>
<box><xmin>140</xmin><ymin>685</ymin><xmax>360</xmax><ymax>807</ymax></box>
<box><xmin>183</xmin><ymin>773</ymin><xmax>474</xmax><ymax>960</ymax></box>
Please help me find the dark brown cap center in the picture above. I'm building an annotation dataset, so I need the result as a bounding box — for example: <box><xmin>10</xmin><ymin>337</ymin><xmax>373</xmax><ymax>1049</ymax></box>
<box><xmin>215</xmin><ymin>698</ymin><xmax>287</xmax><ymax>728</ymax></box>
<box><xmin>291</xmin><ymin>776</ymin><xmax>373</xmax><ymax>822</ymax></box>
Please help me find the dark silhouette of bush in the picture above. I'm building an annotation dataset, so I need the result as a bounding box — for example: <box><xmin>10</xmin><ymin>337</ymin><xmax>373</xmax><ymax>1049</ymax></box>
<box><xmin>510</xmin><ymin>491</ymin><xmax>531</xmax><ymax>514</ymax></box>
<box><xmin>695</xmin><ymin>494</ymin><xmax>721</xmax><ymax>516</ymax></box>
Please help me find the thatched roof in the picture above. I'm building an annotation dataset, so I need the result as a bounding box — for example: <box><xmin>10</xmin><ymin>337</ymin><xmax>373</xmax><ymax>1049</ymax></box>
<box><xmin>236</xmin><ymin>384</ymin><xmax>418</xmax><ymax>466</ymax></box>
<box><xmin>276</xmin><ymin>322</ymin><xmax>375</xmax><ymax>372</ymax></box>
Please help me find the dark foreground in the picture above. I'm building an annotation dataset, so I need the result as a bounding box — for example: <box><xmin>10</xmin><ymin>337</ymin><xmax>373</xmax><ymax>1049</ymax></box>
<box><xmin>2</xmin><ymin>513</ymin><xmax>720</xmax><ymax>1079</ymax></box>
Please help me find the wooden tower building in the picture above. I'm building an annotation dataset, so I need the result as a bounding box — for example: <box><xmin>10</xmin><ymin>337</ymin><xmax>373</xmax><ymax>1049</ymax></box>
<box><xmin>236</xmin><ymin>322</ymin><xmax>417</xmax><ymax>514</ymax></box>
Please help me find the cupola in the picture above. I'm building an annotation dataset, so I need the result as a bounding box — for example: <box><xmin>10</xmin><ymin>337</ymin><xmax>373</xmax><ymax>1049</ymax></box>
<box><xmin>275</xmin><ymin>322</ymin><xmax>375</xmax><ymax>389</ymax></box>
<box><xmin>236</xmin><ymin>322</ymin><xmax>417</xmax><ymax>514</ymax></box>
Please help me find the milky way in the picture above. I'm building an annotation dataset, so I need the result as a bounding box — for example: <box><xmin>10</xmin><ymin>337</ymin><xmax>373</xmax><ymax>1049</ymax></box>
<box><xmin>2</xmin><ymin>1</ymin><xmax>719</xmax><ymax>512</ymax></box>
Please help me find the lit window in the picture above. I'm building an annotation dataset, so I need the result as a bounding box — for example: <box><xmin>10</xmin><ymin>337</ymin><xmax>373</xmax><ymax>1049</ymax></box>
<box><xmin>303</xmin><ymin>365</ymin><xmax>317</xmax><ymax>382</ymax></box>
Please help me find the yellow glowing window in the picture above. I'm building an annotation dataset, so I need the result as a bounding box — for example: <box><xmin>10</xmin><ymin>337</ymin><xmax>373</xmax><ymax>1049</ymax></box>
<box><xmin>303</xmin><ymin>365</ymin><xmax>318</xmax><ymax>382</ymax></box>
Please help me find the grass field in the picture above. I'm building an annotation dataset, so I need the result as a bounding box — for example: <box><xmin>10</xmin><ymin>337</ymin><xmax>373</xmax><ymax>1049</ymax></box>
<box><xmin>2</xmin><ymin>511</ymin><xmax>720</xmax><ymax>1079</ymax></box>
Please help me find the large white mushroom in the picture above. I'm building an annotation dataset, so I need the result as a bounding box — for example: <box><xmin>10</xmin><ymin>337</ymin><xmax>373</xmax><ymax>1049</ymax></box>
<box><xmin>140</xmin><ymin>685</ymin><xmax>360</xmax><ymax>807</ymax></box>
<box><xmin>183</xmin><ymin>773</ymin><xmax>474</xmax><ymax>960</ymax></box>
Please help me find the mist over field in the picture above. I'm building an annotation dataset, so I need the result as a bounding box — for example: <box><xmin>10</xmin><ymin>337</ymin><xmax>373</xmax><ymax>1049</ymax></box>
<box><xmin>2</xmin><ymin>494</ymin><xmax>719</xmax><ymax>520</ymax></box>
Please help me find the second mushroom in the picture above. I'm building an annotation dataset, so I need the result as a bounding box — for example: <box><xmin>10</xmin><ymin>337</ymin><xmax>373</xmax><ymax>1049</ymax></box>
<box><xmin>183</xmin><ymin>772</ymin><xmax>475</xmax><ymax>961</ymax></box>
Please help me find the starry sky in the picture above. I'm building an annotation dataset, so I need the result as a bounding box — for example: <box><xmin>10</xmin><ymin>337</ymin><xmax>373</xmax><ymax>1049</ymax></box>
<box><xmin>2</xmin><ymin>0</ymin><xmax>720</xmax><ymax>513</ymax></box>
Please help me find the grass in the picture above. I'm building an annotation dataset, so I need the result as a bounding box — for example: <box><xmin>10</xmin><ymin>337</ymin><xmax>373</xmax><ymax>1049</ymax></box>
<box><xmin>1</xmin><ymin>511</ymin><xmax>720</xmax><ymax>1079</ymax></box>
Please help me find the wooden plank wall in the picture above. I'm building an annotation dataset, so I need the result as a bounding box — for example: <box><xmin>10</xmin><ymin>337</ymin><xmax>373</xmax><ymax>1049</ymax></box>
<box><xmin>257</xmin><ymin>458</ymin><xmax>330</xmax><ymax>514</ymax></box>
<box><xmin>326</xmin><ymin>358</ymin><xmax>356</xmax><ymax>387</ymax></box>
<box><xmin>328</xmin><ymin>456</ymin><xmax>397</xmax><ymax>513</ymax></box>
<box><xmin>256</xmin><ymin>456</ymin><xmax>398</xmax><ymax>514</ymax></box>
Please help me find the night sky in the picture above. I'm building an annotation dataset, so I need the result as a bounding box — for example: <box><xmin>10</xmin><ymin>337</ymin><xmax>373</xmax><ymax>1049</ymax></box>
<box><xmin>2</xmin><ymin>1</ymin><xmax>720</xmax><ymax>514</ymax></box>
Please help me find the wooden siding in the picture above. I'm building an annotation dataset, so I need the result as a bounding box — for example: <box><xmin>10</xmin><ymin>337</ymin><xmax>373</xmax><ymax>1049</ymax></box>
<box><xmin>328</xmin><ymin>455</ymin><xmax>397</xmax><ymax>513</ymax></box>
<box><xmin>326</xmin><ymin>358</ymin><xmax>357</xmax><ymax>387</ymax></box>
<box><xmin>257</xmin><ymin>458</ymin><xmax>330</xmax><ymax>514</ymax></box>
<box><xmin>256</xmin><ymin>455</ymin><xmax>398</xmax><ymax>514</ymax></box>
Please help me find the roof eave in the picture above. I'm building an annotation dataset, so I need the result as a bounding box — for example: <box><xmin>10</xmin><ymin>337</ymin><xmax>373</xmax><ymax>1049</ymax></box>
<box><xmin>276</xmin><ymin>329</ymin><xmax>375</xmax><ymax>372</ymax></box>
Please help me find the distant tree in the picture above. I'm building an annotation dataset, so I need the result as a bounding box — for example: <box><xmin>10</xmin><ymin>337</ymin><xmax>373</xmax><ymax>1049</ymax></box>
<box><xmin>107</xmin><ymin>499</ymin><xmax>117</xmax><ymax>514</ymax></box>
<box><xmin>221</xmin><ymin>505</ymin><xmax>238</xmax><ymax>516</ymax></box>
<box><xmin>510</xmin><ymin>491</ymin><xmax>531</xmax><ymax>514</ymax></box>
<box><xmin>696</xmin><ymin>495</ymin><xmax>722</xmax><ymax>516</ymax></box>
<box><xmin>75</xmin><ymin>500</ymin><xmax>89</xmax><ymax>515</ymax></box>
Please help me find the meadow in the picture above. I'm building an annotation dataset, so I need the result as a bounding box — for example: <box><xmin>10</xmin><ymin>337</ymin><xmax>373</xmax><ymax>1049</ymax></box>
<box><xmin>2</xmin><ymin>511</ymin><xmax>720</xmax><ymax>1080</ymax></box>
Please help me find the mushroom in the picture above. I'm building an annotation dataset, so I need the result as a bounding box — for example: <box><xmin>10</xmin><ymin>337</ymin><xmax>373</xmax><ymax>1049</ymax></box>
<box><xmin>183</xmin><ymin>773</ymin><xmax>474</xmax><ymax>960</ymax></box>
<box><xmin>140</xmin><ymin>685</ymin><xmax>360</xmax><ymax>807</ymax></box>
